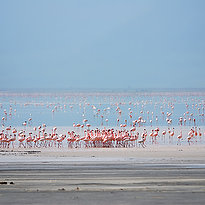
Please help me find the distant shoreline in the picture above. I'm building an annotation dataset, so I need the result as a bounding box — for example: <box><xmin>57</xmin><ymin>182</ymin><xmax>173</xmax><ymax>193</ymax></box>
<box><xmin>1</xmin><ymin>88</ymin><xmax>205</xmax><ymax>96</ymax></box>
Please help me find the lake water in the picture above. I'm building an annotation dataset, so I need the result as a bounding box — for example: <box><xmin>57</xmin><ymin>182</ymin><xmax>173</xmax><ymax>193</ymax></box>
<box><xmin>0</xmin><ymin>90</ymin><xmax>204</xmax><ymax>128</ymax></box>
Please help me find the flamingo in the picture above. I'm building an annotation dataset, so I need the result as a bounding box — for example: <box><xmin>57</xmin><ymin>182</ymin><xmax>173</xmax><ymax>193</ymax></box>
<box><xmin>177</xmin><ymin>131</ymin><xmax>183</xmax><ymax>145</ymax></box>
<box><xmin>169</xmin><ymin>128</ymin><xmax>174</xmax><ymax>144</ymax></box>
<box><xmin>57</xmin><ymin>134</ymin><xmax>66</xmax><ymax>148</ymax></box>
<box><xmin>162</xmin><ymin>130</ymin><xmax>166</xmax><ymax>143</ymax></box>
<box><xmin>18</xmin><ymin>132</ymin><xmax>25</xmax><ymax>148</ymax></box>
<box><xmin>138</xmin><ymin>133</ymin><xmax>146</xmax><ymax>148</ymax></box>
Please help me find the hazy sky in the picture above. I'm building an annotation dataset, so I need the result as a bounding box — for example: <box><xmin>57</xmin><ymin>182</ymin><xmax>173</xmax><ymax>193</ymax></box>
<box><xmin>0</xmin><ymin>0</ymin><xmax>205</xmax><ymax>90</ymax></box>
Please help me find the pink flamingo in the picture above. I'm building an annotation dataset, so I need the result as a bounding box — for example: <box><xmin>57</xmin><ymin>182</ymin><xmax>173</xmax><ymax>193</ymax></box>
<box><xmin>177</xmin><ymin>131</ymin><xmax>183</xmax><ymax>145</ymax></box>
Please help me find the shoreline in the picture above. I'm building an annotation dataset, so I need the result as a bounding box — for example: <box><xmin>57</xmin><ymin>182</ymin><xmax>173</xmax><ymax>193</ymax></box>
<box><xmin>1</xmin><ymin>144</ymin><xmax>205</xmax><ymax>161</ymax></box>
<box><xmin>1</xmin><ymin>145</ymin><xmax>205</xmax><ymax>205</ymax></box>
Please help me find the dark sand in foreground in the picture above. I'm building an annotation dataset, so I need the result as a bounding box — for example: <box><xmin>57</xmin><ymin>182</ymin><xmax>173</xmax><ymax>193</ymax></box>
<box><xmin>1</xmin><ymin>146</ymin><xmax>205</xmax><ymax>205</ymax></box>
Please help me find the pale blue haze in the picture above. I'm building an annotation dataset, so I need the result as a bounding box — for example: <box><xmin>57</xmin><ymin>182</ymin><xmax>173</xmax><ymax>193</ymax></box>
<box><xmin>0</xmin><ymin>0</ymin><xmax>205</xmax><ymax>90</ymax></box>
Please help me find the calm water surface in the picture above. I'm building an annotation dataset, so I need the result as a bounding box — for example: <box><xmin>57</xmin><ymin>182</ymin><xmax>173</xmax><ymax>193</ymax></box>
<box><xmin>0</xmin><ymin>90</ymin><xmax>204</xmax><ymax>128</ymax></box>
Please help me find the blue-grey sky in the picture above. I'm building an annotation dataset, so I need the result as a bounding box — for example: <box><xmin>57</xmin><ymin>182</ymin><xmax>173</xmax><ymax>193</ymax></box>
<box><xmin>0</xmin><ymin>0</ymin><xmax>205</xmax><ymax>90</ymax></box>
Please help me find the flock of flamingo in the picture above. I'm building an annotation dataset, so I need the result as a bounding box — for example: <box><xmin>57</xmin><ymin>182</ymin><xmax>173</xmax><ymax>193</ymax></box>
<box><xmin>0</xmin><ymin>124</ymin><xmax>204</xmax><ymax>149</ymax></box>
<box><xmin>0</xmin><ymin>92</ymin><xmax>204</xmax><ymax>149</ymax></box>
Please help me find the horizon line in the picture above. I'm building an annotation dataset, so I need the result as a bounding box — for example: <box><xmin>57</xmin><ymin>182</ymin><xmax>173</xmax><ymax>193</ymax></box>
<box><xmin>1</xmin><ymin>88</ymin><xmax>205</xmax><ymax>93</ymax></box>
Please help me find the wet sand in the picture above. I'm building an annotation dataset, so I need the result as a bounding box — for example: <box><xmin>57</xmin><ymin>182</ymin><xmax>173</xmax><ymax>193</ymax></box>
<box><xmin>1</xmin><ymin>146</ymin><xmax>205</xmax><ymax>205</ymax></box>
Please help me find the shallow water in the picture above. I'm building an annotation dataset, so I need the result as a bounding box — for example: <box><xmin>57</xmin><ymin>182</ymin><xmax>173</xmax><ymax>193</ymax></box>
<box><xmin>0</xmin><ymin>90</ymin><xmax>204</xmax><ymax>128</ymax></box>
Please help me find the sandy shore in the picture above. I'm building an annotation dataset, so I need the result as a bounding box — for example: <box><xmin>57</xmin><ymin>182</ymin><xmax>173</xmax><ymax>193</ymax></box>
<box><xmin>1</xmin><ymin>144</ymin><xmax>205</xmax><ymax>161</ymax></box>
<box><xmin>1</xmin><ymin>146</ymin><xmax>205</xmax><ymax>205</ymax></box>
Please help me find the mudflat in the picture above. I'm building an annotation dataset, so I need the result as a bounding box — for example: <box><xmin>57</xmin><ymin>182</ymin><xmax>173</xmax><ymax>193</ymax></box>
<box><xmin>0</xmin><ymin>146</ymin><xmax>205</xmax><ymax>205</ymax></box>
